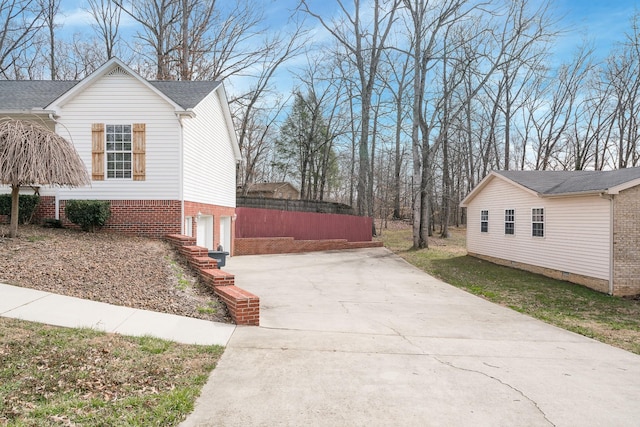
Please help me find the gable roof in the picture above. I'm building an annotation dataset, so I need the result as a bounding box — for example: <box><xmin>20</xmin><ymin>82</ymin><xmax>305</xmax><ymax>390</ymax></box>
<box><xmin>461</xmin><ymin>167</ymin><xmax>640</xmax><ymax>206</ymax></box>
<box><xmin>0</xmin><ymin>61</ymin><xmax>221</xmax><ymax>112</ymax></box>
<box><xmin>0</xmin><ymin>57</ymin><xmax>241</xmax><ymax>163</ymax></box>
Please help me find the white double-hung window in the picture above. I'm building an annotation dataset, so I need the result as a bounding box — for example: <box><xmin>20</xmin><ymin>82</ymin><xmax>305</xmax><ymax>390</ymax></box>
<box><xmin>106</xmin><ymin>124</ymin><xmax>132</xmax><ymax>179</ymax></box>
<box><xmin>505</xmin><ymin>209</ymin><xmax>515</xmax><ymax>235</ymax></box>
<box><xmin>532</xmin><ymin>208</ymin><xmax>544</xmax><ymax>237</ymax></box>
<box><xmin>480</xmin><ymin>210</ymin><xmax>488</xmax><ymax>233</ymax></box>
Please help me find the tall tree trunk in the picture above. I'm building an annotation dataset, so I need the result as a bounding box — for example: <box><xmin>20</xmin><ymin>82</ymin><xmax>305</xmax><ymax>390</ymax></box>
<box><xmin>393</xmin><ymin>94</ymin><xmax>403</xmax><ymax>219</ymax></box>
<box><xmin>10</xmin><ymin>185</ymin><xmax>20</xmax><ymax>238</ymax></box>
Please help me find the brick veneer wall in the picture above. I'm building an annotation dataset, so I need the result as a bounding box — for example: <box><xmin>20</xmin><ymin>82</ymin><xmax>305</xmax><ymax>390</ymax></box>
<box><xmin>166</xmin><ymin>234</ymin><xmax>259</xmax><ymax>326</ymax></box>
<box><xmin>183</xmin><ymin>201</ymin><xmax>236</xmax><ymax>254</ymax></box>
<box><xmin>34</xmin><ymin>196</ymin><xmax>56</xmax><ymax>220</ymax></box>
<box><xmin>613</xmin><ymin>185</ymin><xmax>640</xmax><ymax>296</ymax></box>
<box><xmin>1</xmin><ymin>195</ymin><xmax>56</xmax><ymax>225</ymax></box>
<box><xmin>33</xmin><ymin>199</ymin><xmax>182</xmax><ymax>238</ymax></box>
<box><xmin>235</xmin><ymin>237</ymin><xmax>383</xmax><ymax>255</ymax></box>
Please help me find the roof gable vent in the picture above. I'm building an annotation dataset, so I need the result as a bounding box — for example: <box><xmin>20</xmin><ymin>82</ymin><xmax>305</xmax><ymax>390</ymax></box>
<box><xmin>106</xmin><ymin>66</ymin><xmax>129</xmax><ymax>77</ymax></box>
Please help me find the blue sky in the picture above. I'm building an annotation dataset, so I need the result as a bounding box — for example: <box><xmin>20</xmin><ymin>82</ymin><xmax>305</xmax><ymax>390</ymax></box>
<box><xmin>56</xmin><ymin>0</ymin><xmax>640</xmax><ymax>58</ymax></box>
<box><xmin>53</xmin><ymin>0</ymin><xmax>640</xmax><ymax>93</ymax></box>
<box><xmin>554</xmin><ymin>0</ymin><xmax>640</xmax><ymax>59</ymax></box>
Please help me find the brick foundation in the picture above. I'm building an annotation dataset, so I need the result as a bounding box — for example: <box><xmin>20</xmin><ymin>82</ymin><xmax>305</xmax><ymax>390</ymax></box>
<box><xmin>166</xmin><ymin>234</ymin><xmax>259</xmax><ymax>326</ymax></box>
<box><xmin>235</xmin><ymin>237</ymin><xmax>383</xmax><ymax>255</ymax></box>
<box><xmin>35</xmin><ymin>195</ymin><xmax>56</xmax><ymax>220</ymax></box>
<box><xmin>32</xmin><ymin>198</ymin><xmax>182</xmax><ymax>238</ymax></box>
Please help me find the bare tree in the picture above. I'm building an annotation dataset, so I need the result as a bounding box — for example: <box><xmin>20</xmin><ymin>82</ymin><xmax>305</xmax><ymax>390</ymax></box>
<box><xmin>531</xmin><ymin>46</ymin><xmax>592</xmax><ymax>170</ymax></box>
<box><xmin>381</xmin><ymin>47</ymin><xmax>411</xmax><ymax>219</ymax></box>
<box><xmin>36</xmin><ymin>0</ymin><xmax>59</xmax><ymax>79</ymax></box>
<box><xmin>300</xmin><ymin>0</ymin><xmax>402</xmax><ymax>221</ymax></box>
<box><xmin>235</xmin><ymin>23</ymin><xmax>308</xmax><ymax>192</ymax></box>
<box><xmin>113</xmin><ymin>0</ymin><xmax>180</xmax><ymax>80</ymax></box>
<box><xmin>87</xmin><ymin>0</ymin><xmax>121</xmax><ymax>60</ymax></box>
<box><xmin>0</xmin><ymin>0</ymin><xmax>44</xmax><ymax>78</ymax></box>
<box><xmin>192</xmin><ymin>0</ymin><xmax>268</xmax><ymax>81</ymax></box>
<box><xmin>403</xmin><ymin>0</ymin><xmax>559</xmax><ymax>246</ymax></box>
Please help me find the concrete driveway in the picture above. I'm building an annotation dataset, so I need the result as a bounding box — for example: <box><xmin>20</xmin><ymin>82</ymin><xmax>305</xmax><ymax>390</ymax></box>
<box><xmin>182</xmin><ymin>247</ymin><xmax>640</xmax><ymax>427</ymax></box>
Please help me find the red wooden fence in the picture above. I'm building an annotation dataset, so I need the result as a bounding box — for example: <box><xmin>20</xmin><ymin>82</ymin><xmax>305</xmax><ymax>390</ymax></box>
<box><xmin>235</xmin><ymin>207</ymin><xmax>373</xmax><ymax>242</ymax></box>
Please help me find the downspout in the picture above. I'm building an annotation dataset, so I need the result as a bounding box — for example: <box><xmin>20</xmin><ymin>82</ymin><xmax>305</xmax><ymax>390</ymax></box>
<box><xmin>178</xmin><ymin>114</ymin><xmax>185</xmax><ymax>235</ymax></box>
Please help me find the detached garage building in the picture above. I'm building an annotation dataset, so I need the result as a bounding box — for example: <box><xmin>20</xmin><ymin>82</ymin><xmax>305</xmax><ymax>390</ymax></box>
<box><xmin>460</xmin><ymin>168</ymin><xmax>640</xmax><ymax>296</ymax></box>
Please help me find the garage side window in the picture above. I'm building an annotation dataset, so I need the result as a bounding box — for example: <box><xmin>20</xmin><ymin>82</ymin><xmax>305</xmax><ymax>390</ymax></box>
<box><xmin>532</xmin><ymin>208</ymin><xmax>544</xmax><ymax>237</ymax></box>
<box><xmin>505</xmin><ymin>209</ymin><xmax>515</xmax><ymax>235</ymax></box>
<box><xmin>481</xmin><ymin>210</ymin><xmax>488</xmax><ymax>233</ymax></box>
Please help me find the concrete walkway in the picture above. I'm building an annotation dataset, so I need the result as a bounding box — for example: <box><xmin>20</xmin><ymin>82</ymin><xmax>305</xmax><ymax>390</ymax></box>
<box><xmin>0</xmin><ymin>283</ymin><xmax>235</xmax><ymax>346</ymax></box>
<box><xmin>182</xmin><ymin>247</ymin><xmax>640</xmax><ymax>427</ymax></box>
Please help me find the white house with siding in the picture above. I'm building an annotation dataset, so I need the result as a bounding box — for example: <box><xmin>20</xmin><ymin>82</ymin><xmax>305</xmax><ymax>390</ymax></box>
<box><xmin>460</xmin><ymin>168</ymin><xmax>640</xmax><ymax>296</ymax></box>
<box><xmin>0</xmin><ymin>58</ymin><xmax>241</xmax><ymax>253</ymax></box>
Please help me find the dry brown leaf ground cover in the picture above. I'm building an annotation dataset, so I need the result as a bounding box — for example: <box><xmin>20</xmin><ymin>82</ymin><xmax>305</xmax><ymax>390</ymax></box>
<box><xmin>0</xmin><ymin>224</ymin><xmax>230</xmax><ymax>323</ymax></box>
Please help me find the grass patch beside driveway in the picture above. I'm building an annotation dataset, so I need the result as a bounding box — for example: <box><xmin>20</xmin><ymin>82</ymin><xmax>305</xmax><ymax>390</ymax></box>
<box><xmin>377</xmin><ymin>223</ymin><xmax>640</xmax><ymax>355</ymax></box>
<box><xmin>0</xmin><ymin>317</ymin><xmax>222</xmax><ymax>426</ymax></box>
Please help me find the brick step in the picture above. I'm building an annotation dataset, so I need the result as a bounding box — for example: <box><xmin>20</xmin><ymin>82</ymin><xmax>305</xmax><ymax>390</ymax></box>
<box><xmin>200</xmin><ymin>268</ymin><xmax>234</xmax><ymax>287</ymax></box>
<box><xmin>165</xmin><ymin>233</ymin><xmax>259</xmax><ymax>326</ymax></box>
<box><xmin>213</xmin><ymin>285</ymin><xmax>259</xmax><ymax>326</ymax></box>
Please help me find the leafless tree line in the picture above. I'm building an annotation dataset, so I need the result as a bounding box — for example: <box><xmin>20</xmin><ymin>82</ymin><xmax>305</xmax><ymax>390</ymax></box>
<box><xmin>3</xmin><ymin>0</ymin><xmax>640</xmax><ymax>247</ymax></box>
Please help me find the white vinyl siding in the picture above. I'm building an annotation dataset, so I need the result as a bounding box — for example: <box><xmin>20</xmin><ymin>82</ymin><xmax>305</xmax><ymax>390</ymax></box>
<box><xmin>466</xmin><ymin>177</ymin><xmax>610</xmax><ymax>281</ymax></box>
<box><xmin>47</xmin><ymin>71</ymin><xmax>181</xmax><ymax>200</ymax></box>
<box><xmin>182</xmin><ymin>88</ymin><xmax>237</xmax><ymax>207</ymax></box>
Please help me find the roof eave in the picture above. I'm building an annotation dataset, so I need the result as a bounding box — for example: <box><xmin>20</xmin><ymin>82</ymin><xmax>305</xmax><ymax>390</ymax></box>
<box><xmin>0</xmin><ymin>109</ymin><xmax>57</xmax><ymax>116</ymax></box>
<box><xmin>541</xmin><ymin>190</ymin><xmax>604</xmax><ymax>198</ymax></box>
<box><xmin>608</xmin><ymin>177</ymin><xmax>640</xmax><ymax>194</ymax></box>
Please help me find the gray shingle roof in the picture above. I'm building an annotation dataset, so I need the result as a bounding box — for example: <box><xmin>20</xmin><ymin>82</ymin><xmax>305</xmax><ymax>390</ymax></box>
<box><xmin>0</xmin><ymin>81</ymin><xmax>79</xmax><ymax>110</ymax></box>
<box><xmin>495</xmin><ymin>168</ymin><xmax>640</xmax><ymax>195</ymax></box>
<box><xmin>0</xmin><ymin>79</ymin><xmax>220</xmax><ymax>110</ymax></box>
<box><xmin>149</xmin><ymin>81</ymin><xmax>221</xmax><ymax>109</ymax></box>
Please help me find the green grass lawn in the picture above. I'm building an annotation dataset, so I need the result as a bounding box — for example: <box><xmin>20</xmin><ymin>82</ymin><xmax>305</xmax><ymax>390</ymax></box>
<box><xmin>377</xmin><ymin>223</ymin><xmax>640</xmax><ymax>355</ymax></box>
<box><xmin>0</xmin><ymin>317</ymin><xmax>223</xmax><ymax>426</ymax></box>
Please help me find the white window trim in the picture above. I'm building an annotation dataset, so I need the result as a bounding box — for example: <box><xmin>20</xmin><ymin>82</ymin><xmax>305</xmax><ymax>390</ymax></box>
<box><xmin>504</xmin><ymin>208</ymin><xmax>515</xmax><ymax>236</ymax></box>
<box><xmin>480</xmin><ymin>209</ymin><xmax>488</xmax><ymax>233</ymax></box>
<box><xmin>105</xmin><ymin>123</ymin><xmax>133</xmax><ymax>180</ymax></box>
<box><xmin>531</xmin><ymin>207</ymin><xmax>545</xmax><ymax>238</ymax></box>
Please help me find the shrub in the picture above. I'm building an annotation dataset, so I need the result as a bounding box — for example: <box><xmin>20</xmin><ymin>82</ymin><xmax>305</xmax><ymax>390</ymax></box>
<box><xmin>42</xmin><ymin>218</ymin><xmax>63</xmax><ymax>228</ymax></box>
<box><xmin>0</xmin><ymin>194</ymin><xmax>40</xmax><ymax>224</ymax></box>
<box><xmin>65</xmin><ymin>200</ymin><xmax>111</xmax><ymax>232</ymax></box>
